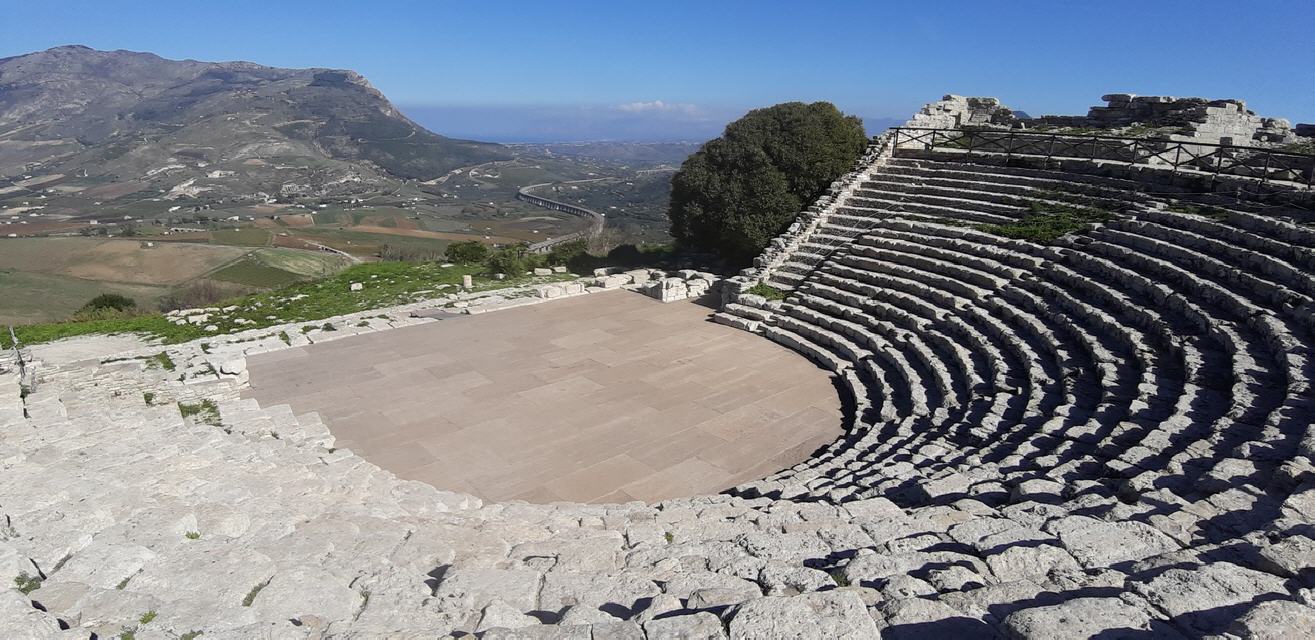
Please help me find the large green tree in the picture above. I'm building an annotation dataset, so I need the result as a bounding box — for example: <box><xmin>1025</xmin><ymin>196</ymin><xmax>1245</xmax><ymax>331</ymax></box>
<box><xmin>668</xmin><ymin>102</ymin><xmax>866</xmax><ymax>263</ymax></box>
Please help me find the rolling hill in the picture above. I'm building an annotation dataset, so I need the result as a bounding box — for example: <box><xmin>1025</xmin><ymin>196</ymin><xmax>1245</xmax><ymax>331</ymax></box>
<box><xmin>0</xmin><ymin>45</ymin><xmax>510</xmax><ymax>201</ymax></box>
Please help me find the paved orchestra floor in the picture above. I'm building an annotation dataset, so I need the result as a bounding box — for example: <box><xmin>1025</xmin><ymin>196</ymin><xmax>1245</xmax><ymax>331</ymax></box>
<box><xmin>243</xmin><ymin>290</ymin><xmax>842</xmax><ymax>503</ymax></box>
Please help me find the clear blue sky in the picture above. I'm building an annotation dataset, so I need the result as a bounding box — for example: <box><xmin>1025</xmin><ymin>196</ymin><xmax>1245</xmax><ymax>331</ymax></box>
<box><xmin>3</xmin><ymin>0</ymin><xmax>1312</xmax><ymax>141</ymax></box>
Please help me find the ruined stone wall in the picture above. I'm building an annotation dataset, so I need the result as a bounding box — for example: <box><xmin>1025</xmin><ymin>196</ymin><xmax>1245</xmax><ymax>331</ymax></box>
<box><xmin>903</xmin><ymin>94</ymin><xmax>1018</xmax><ymax>129</ymax></box>
<box><xmin>906</xmin><ymin>93</ymin><xmax>1300</xmax><ymax>147</ymax></box>
<box><xmin>1032</xmin><ymin>94</ymin><xmax>1297</xmax><ymax>146</ymax></box>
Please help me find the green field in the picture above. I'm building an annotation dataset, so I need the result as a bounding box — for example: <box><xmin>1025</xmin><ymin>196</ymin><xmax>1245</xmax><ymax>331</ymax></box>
<box><xmin>0</xmin><ymin>269</ymin><xmax>168</xmax><ymax>325</ymax></box>
<box><xmin>288</xmin><ymin>227</ymin><xmax>452</xmax><ymax>257</ymax></box>
<box><xmin>211</xmin><ymin>228</ymin><xmax>273</xmax><ymax>247</ymax></box>
<box><xmin>0</xmin><ymin>237</ymin><xmax>352</xmax><ymax>324</ymax></box>
<box><xmin>209</xmin><ymin>248</ymin><xmax>351</xmax><ymax>288</ymax></box>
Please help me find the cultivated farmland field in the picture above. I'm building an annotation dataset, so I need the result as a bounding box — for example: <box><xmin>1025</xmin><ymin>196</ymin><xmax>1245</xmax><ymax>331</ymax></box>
<box><xmin>0</xmin><ymin>237</ymin><xmax>353</xmax><ymax>324</ymax></box>
<box><xmin>0</xmin><ymin>269</ymin><xmax>167</xmax><ymax>325</ymax></box>
<box><xmin>209</xmin><ymin>248</ymin><xmax>351</xmax><ymax>288</ymax></box>
<box><xmin>0</xmin><ymin>238</ymin><xmax>246</xmax><ymax>285</ymax></box>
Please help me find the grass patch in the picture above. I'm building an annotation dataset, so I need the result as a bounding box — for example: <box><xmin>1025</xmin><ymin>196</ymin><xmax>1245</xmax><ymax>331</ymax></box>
<box><xmin>1166</xmin><ymin>203</ymin><xmax>1230</xmax><ymax>220</ymax></box>
<box><xmin>1</xmin><ymin>260</ymin><xmax>557</xmax><ymax>348</ymax></box>
<box><xmin>146</xmin><ymin>352</ymin><xmax>176</xmax><ymax>371</ymax></box>
<box><xmin>242</xmin><ymin>579</ymin><xmax>270</xmax><ymax>607</ymax></box>
<box><xmin>143</xmin><ymin>391</ymin><xmax>156</xmax><ymax>406</ymax></box>
<box><xmin>184</xmin><ymin>531</ymin><xmax>201</xmax><ymax>540</ymax></box>
<box><xmin>14</xmin><ymin>571</ymin><xmax>41</xmax><ymax>595</ymax></box>
<box><xmin>139</xmin><ymin>611</ymin><xmax>157</xmax><ymax>624</ymax></box>
<box><xmin>178</xmin><ymin>400</ymin><xmax>221</xmax><ymax>427</ymax></box>
<box><xmin>829</xmin><ymin>568</ymin><xmax>850</xmax><ymax>587</ymax></box>
<box><xmin>977</xmin><ymin>202</ymin><xmax>1117</xmax><ymax>243</ymax></box>
<box><xmin>1280</xmin><ymin>139</ymin><xmax>1315</xmax><ymax>155</ymax></box>
<box><xmin>746</xmin><ymin>282</ymin><xmax>787</xmax><ymax>301</ymax></box>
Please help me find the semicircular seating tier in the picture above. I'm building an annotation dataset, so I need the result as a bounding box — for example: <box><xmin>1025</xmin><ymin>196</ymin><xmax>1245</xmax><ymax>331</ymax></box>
<box><xmin>4</xmin><ymin>140</ymin><xmax>1315</xmax><ymax>638</ymax></box>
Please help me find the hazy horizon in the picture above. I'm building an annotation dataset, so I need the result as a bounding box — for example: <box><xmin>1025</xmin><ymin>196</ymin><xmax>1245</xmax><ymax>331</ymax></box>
<box><xmin>399</xmin><ymin>103</ymin><xmax>904</xmax><ymax>144</ymax></box>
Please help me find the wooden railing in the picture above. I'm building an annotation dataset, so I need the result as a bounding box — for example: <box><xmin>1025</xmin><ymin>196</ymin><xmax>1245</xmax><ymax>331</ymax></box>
<box><xmin>890</xmin><ymin>127</ymin><xmax>1315</xmax><ymax>189</ymax></box>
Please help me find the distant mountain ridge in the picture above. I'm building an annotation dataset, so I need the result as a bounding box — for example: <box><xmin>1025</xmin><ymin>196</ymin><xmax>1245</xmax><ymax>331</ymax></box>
<box><xmin>0</xmin><ymin>45</ymin><xmax>508</xmax><ymax>199</ymax></box>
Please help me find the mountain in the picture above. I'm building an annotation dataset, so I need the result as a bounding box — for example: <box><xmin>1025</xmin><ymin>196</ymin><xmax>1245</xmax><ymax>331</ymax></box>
<box><xmin>0</xmin><ymin>45</ymin><xmax>508</xmax><ymax>200</ymax></box>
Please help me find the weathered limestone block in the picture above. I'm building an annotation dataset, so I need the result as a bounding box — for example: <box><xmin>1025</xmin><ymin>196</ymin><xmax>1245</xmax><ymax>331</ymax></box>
<box><xmin>476</xmin><ymin>599</ymin><xmax>539</xmax><ymax>632</ymax></box>
<box><xmin>1228</xmin><ymin>600</ymin><xmax>1315</xmax><ymax>639</ymax></box>
<box><xmin>1131</xmin><ymin>562</ymin><xmax>1288</xmax><ymax>635</ymax></box>
<box><xmin>1045</xmin><ymin>516</ymin><xmax>1180</xmax><ymax>568</ymax></box>
<box><xmin>1255</xmin><ymin>535</ymin><xmax>1315</xmax><ymax>579</ymax></box>
<box><xmin>985</xmin><ymin>544</ymin><xmax>1082</xmax><ymax>582</ymax></box>
<box><xmin>536</xmin><ymin>284</ymin><xmax>565</xmax><ymax>299</ymax></box>
<box><xmin>432</xmin><ymin>567</ymin><xmax>544</xmax><ymax>612</ymax></box>
<box><xmin>0</xmin><ymin>589</ymin><xmax>66</xmax><ymax>638</ymax></box>
<box><xmin>1002</xmin><ymin>596</ymin><xmax>1179</xmax><ymax>640</ymax></box>
<box><xmin>533</xmin><ymin>268</ymin><xmax>553</xmax><ymax>276</ymax></box>
<box><xmin>729</xmin><ymin>591</ymin><xmax>878</xmax><ymax>639</ymax></box>
<box><xmin>49</xmin><ymin>543</ymin><xmax>155</xmax><ymax>590</ymax></box>
<box><xmin>251</xmin><ymin>566</ymin><xmax>363</xmax><ymax>624</ymax></box>
<box><xmin>643</xmin><ymin>612</ymin><xmax>727</xmax><ymax>640</ymax></box>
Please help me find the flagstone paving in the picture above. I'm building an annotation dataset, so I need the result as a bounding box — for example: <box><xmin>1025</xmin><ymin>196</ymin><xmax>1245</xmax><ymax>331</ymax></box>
<box><xmin>243</xmin><ymin>290</ymin><xmax>843</xmax><ymax>502</ymax></box>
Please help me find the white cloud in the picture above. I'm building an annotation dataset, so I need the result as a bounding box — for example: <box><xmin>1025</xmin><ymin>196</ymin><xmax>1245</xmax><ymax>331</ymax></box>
<box><xmin>616</xmin><ymin>100</ymin><xmax>700</xmax><ymax>116</ymax></box>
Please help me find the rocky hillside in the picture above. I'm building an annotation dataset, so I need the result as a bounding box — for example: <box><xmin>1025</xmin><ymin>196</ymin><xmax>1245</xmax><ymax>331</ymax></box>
<box><xmin>0</xmin><ymin>45</ymin><xmax>509</xmax><ymax>200</ymax></box>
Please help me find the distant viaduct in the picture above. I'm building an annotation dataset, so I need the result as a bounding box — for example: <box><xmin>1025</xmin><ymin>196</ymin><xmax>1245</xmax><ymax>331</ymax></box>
<box><xmin>516</xmin><ymin>183</ymin><xmax>606</xmax><ymax>253</ymax></box>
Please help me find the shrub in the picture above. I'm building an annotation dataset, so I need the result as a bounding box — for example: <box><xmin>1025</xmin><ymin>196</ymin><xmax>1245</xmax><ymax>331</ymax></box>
<box><xmin>444</xmin><ymin>240</ymin><xmax>490</xmax><ymax>264</ymax></box>
<box><xmin>668</xmin><ymin>102</ymin><xmax>867</xmax><ymax>264</ymax></box>
<box><xmin>71</xmin><ymin>293</ymin><xmax>141</xmax><ymax>321</ymax></box>
<box><xmin>485</xmin><ymin>247</ymin><xmax>527</xmax><ymax>276</ymax></box>
<box><xmin>79</xmin><ymin>293</ymin><xmax>137</xmax><ymax>314</ymax></box>
<box><xmin>545</xmin><ymin>240</ymin><xmax>587</xmax><ymax>267</ymax></box>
